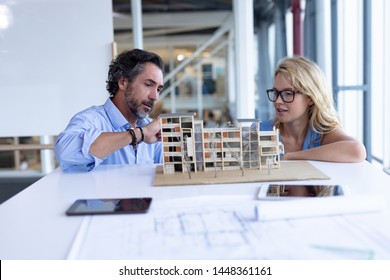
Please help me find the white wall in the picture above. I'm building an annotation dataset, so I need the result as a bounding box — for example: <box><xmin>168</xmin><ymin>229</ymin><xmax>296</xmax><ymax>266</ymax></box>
<box><xmin>0</xmin><ymin>0</ymin><xmax>113</xmax><ymax>137</ymax></box>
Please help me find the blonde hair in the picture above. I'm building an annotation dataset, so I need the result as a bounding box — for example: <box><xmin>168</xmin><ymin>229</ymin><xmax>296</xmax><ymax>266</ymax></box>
<box><xmin>273</xmin><ymin>56</ymin><xmax>341</xmax><ymax>135</ymax></box>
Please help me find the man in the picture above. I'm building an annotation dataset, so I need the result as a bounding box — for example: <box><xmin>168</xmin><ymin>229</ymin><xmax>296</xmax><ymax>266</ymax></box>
<box><xmin>54</xmin><ymin>49</ymin><xmax>164</xmax><ymax>171</ymax></box>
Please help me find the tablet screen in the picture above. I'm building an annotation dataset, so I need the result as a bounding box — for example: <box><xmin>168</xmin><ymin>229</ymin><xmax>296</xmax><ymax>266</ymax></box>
<box><xmin>265</xmin><ymin>184</ymin><xmax>345</xmax><ymax>197</ymax></box>
<box><xmin>66</xmin><ymin>197</ymin><xmax>152</xmax><ymax>215</ymax></box>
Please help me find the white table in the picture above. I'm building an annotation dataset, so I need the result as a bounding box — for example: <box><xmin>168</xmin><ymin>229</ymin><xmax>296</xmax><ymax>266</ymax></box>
<box><xmin>1</xmin><ymin>161</ymin><xmax>390</xmax><ymax>259</ymax></box>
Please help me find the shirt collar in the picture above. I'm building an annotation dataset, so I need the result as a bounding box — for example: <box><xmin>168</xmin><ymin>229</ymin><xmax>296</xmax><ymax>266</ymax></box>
<box><xmin>103</xmin><ymin>98</ymin><xmax>128</xmax><ymax>130</ymax></box>
<box><xmin>103</xmin><ymin>98</ymin><xmax>152</xmax><ymax>130</ymax></box>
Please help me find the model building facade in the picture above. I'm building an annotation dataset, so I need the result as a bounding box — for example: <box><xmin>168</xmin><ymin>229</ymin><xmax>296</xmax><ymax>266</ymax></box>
<box><xmin>159</xmin><ymin>113</ymin><xmax>284</xmax><ymax>174</ymax></box>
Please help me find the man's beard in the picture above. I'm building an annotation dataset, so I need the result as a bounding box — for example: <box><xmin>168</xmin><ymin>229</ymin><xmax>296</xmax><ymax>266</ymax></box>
<box><xmin>125</xmin><ymin>89</ymin><xmax>154</xmax><ymax>119</ymax></box>
<box><xmin>126</xmin><ymin>98</ymin><xmax>154</xmax><ymax>119</ymax></box>
<box><xmin>130</xmin><ymin>100</ymin><xmax>154</xmax><ymax>119</ymax></box>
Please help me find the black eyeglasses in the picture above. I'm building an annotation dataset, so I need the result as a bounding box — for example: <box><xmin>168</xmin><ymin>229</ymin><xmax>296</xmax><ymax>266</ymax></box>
<box><xmin>266</xmin><ymin>89</ymin><xmax>299</xmax><ymax>103</ymax></box>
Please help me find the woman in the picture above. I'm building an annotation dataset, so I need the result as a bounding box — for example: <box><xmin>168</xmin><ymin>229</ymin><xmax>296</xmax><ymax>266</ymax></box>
<box><xmin>263</xmin><ymin>56</ymin><xmax>366</xmax><ymax>162</ymax></box>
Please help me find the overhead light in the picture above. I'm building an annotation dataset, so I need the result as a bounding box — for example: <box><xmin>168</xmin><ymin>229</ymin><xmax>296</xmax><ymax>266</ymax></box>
<box><xmin>0</xmin><ymin>5</ymin><xmax>13</xmax><ymax>30</ymax></box>
<box><xmin>177</xmin><ymin>54</ymin><xmax>185</xmax><ymax>61</ymax></box>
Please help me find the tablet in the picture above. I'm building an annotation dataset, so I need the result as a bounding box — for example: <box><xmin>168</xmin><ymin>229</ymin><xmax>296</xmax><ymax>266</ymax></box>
<box><xmin>66</xmin><ymin>197</ymin><xmax>152</xmax><ymax>215</ymax></box>
<box><xmin>257</xmin><ymin>184</ymin><xmax>349</xmax><ymax>200</ymax></box>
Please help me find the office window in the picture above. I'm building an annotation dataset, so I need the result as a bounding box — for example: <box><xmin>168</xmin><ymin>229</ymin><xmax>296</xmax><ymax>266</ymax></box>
<box><xmin>335</xmin><ymin>0</ymin><xmax>390</xmax><ymax>172</ymax></box>
<box><xmin>336</xmin><ymin>0</ymin><xmax>364</xmax><ymax>143</ymax></box>
<box><xmin>371</xmin><ymin>0</ymin><xmax>390</xmax><ymax>173</ymax></box>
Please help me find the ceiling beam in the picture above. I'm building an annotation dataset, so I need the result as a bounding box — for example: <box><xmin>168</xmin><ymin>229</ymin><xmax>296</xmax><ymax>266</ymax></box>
<box><xmin>113</xmin><ymin>11</ymin><xmax>232</xmax><ymax>30</ymax></box>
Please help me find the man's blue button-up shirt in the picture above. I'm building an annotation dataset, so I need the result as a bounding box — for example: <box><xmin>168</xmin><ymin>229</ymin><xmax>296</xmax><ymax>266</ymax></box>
<box><xmin>54</xmin><ymin>98</ymin><xmax>162</xmax><ymax>171</ymax></box>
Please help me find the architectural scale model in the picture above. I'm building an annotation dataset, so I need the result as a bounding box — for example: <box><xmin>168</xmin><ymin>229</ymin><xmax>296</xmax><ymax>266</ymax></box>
<box><xmin>159</xmin><ymin>113</ymin><xmax>285</xmax><ymax>175</ymax></box>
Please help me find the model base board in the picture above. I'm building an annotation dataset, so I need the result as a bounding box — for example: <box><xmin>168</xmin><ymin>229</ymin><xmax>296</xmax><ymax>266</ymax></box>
<box><xmin>154</xmin><ymin>161</ymin><xmax>329</xmax><ymax>187</ymax></box>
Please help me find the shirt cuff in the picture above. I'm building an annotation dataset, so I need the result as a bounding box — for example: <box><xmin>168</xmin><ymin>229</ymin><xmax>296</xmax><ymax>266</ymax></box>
<box><xmin>81</xmin><ymin>129</ymin><xmax>106</xmax><ymax>169</ymax></box>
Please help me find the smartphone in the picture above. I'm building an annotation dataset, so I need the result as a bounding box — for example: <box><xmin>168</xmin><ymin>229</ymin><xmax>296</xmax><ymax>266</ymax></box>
<box><xmin>66</xmin><ymin>197</ymin><xmax>152</xmax><ymax>216</ymax></box>
<box><xmin>257</xmin><ymin>184</ymin><xmax>349</xmax><ymax>200</ymax></box>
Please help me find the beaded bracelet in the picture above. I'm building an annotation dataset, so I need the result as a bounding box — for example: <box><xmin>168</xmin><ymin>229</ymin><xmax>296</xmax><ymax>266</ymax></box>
<box><xmin>128</xmin><ymin>128</ymin><xmax>137</xmax><ymax>150</ymax></box>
